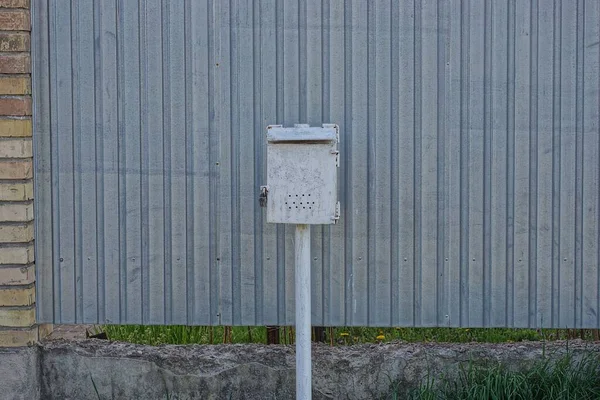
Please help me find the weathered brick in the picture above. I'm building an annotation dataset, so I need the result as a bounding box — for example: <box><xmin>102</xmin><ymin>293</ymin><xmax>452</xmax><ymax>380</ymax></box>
<box><xmin>0</xmin><ymin>10</ymin><xmax>29</xmax><ymax>30</ymax></box>
<box><xmin>0</xmin><ymin>264</ymin><xmax>34</xmax><ymax>285</ymax></box>
<box><xmin>0</xmin><ymin>159</ymin><xmax>31</xmax><ymax>179</ymax></box>
<box><xmin>0</xmin><ymin>0</ymin><xmax>29</xmax><ymax>8</ymax></box>
<box><xmin>0</xmin><ymin>327</ymin><xmax>36</xmax><ymax>346</ymax></box>
<box><xmin>0</xmin><ymin>306</ymin><xmax>34</xmax><ymax>327</ymax></box>
<box><xmin>0</xmin><ymin>181</ymin><xmax>32</xmax><ymax>201</ymax></box>
<box><xmin>0</xmin><ymin>138</ymin><xmax>32</xmax><ymax>157</ymax></box>
<box><xmin>0</xmin><ymin>54</ymin><xmax>30</xmax><ymax>73</ymax></box>
<box><xmin>0</xmin><ymin>96</ymin><xmax>30</xmax><ymax>116</ymax></box>
<box><xmin>0</xmin><ymin>222</ymin><xmax>33</xmax><ymax>242</ymax></box>
<box><xmin>0</xmin><ymin>202</ymin><xmax>33</xmax><ymax>221</ymax></box>
<box><xmin>0</xmin><ymin>285</ymin><xmax>34</xmax><ymax>306</ymax></box>
<box><xmin>0</xmin><ymin>32</ymin><xmax>29</xmax><ymax>52</ymax></box>
<box><xmin>0</xmin><ymin>76</ymin><xmax>29</xmax><ymax>94</ymax></box>
<box><xmin>0</xmin><ymin>244</ymin><xmax>33</xmax><ymax>264</ymax></box>
<box><xmin>0</xmin><ymin>118</ymin><xmax>31</xmax><ymax>137</ymax></box>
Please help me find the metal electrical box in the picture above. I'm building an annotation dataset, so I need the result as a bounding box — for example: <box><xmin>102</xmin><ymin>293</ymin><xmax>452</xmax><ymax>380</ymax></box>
<box><xmin>261</xmin><ymin>124</ymin><xmax>340</xmax><ymax>225</ymax></box>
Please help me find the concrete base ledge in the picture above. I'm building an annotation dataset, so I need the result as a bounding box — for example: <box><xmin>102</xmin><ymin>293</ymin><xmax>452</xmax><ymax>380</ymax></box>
<box><xmin>1</xmin><ymin>339</ymin><xmax>599</xmax><ymax>399</ymax></box>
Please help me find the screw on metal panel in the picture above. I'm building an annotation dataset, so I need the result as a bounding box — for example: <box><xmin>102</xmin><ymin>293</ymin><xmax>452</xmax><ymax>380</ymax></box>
<box><xmin>60</xmin><ymin>258</ymin><xmax>64</xmax><ymax>262</ymax></box>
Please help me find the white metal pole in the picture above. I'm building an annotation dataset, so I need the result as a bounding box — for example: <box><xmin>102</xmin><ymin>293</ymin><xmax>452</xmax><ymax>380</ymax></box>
<box><xmin>295</xmin><ymin>224</ymin><xmax>311</xmax><ymax>400</ymax></box>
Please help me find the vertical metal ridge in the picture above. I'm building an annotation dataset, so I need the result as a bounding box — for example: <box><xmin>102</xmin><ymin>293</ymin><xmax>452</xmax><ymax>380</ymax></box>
<box><xmin>458</xmin><ymin>0</ymin><xmax>469</xmax><ymax>326</ymax></box>
<box><xmin>184</xmin><ymin>0</ymin><xmax>193</xmax><ymax>325</ymax></box>
<box><xmin>436</xmin><ymin>0</ymin><xmax>447</xmax><ymax>325</ymax></box>
<box><xmin>551</xmin><ymin>0</ymin><xmax>562</xmax><ymax>327</ymax></box>
<box><xmin>365</xmin><ymin>0</ymin><xmax>374</xmax><ymax>326</ymax></box>
<box><xmin>229</xmin><ymin>0</ymin><xmax>241</xmax><ymax>325</ymax></box>
<box><xmin>71</xmin><ymin>0</ymin><xmax>83</xmax><ymax>323</ymax></box>
<box><xmin>298</xmin><ymin>0</ymin><xmax>307</xmax><ymax>122</ymax></box>
<box><xmin>252</xmin><ymin>0</ymin><xmax>263</xmax><ymax>326</ymax></box>
<box><xmin>321</xmin><ymin>0</ymin><xmax>331</xmax><ymax>326</ymax></box>
<box><xmin>50</xmin><ymin>0</ymin><xmax>61</xmax><ymax>322</ymax></box>
<box><xmin>161</xmin><ymin>0</ymin><xmax>173</xmax><ymax>324</ymax></box>
<box><xmin>389</xmin><ymin>0</ymin><xmax>400</xmax><ymax>326</ymax></box>
<box><xmin>528</xmin><ymin>0</ymin><xmax>539</xmax><ymax>327</ymax></box>
<box><xmin>506</xmin><ymin>0</ymin><xmax>516</xmax><ymax>327</ymax></box>
<box><xmin>116</xmin><ymin>0</ymin><xmax>127</xmax><ymax>323</ymax></box>
<box><xmin>597</xmin><ymin>1</ymin><xmax>600</xmax><ymax>329</ymax></box>
<box><xmin>482</xmin><ymin>0</ymin><xmax>492</xmax><ymax>326</ymax></box>
<box><xmin>92</xmin><ymin>0</ymin><xmax>104</xmax><ymax>323</ymax></box>
<box><xmin>343</xmin><ymin>0</ymin><xmax>353</xmax><ymax>325</ymax></box>
<box><xmin>574</xmin><ymin>0</ymin><xmax>584</xmax><ymax>327</ymax></box>
<box><xmin>208</xmin><ymin>0</ymin><xmax>218</xmax><ymax>325</ymax></box>
<box><xmin>413</xmin><ymin>0</ymin><xmax>422</xmax><ymax>326</ymax></box>
<box><xmin>139</xmin><ymin>0</ymin><xmax>150</xmax><ymax>323</ymax></box>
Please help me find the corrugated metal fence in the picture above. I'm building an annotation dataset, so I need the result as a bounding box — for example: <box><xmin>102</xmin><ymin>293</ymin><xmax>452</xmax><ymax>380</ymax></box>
<box><xmin>33</xmin><ymin>0</ymin><xmax>600</xmax><ymax>328</ymax></box>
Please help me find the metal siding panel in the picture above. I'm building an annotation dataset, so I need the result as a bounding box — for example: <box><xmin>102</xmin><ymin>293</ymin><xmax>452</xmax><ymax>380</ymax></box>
<box><xmin>188</xmin><ymin>0</ymin><xmax>212</xmax><ymax>326</ymax></box>
<box><xmin>54</xmin><ymin>2</ymin><xmax>75</xmax><ymax>323</ymax></box>
<box><xmin>419</xmin><ymin>0</ymin><xmax>439</xmax><ymax>327</ymax></box>
<box><xmin>489</xmin><ymin>0</ymin><xmax>509</xmax><ymax>327</ymax></box>
<box><xmin>396</xmin><ymin>0</ymin><xmax>415</xmax><ymax>327</ymax></box>
<box><xmin>33</xmin><ymin>0</ymin><xmax>600</xmax><ymax>328</ymax></box>
<box><xmin>445</xmin><ymin>0</ymin><xmax>462</xmax><ymax>328</ymax></box>
<box><xmin>513</xmin><ymin>0</ymin><xmax>532</xmax><ymax>328</ymax></box>
<box><xmin>349</xmin><ymin>0</ymin><xmax>368</xmax><ymax>326</ymax></box>
<box><xmin>536</xmin><ymin>0</ymin><xmax>555</xmax><ymax>328</ymax></box>
<box><xmin>327</xmin><ymin>0</ymin><xmax>346</xmax><ymax>327</ymax></box>
<box><xmin>120</xmin><ymin>0</ymin><xmax>143</xmax><ymax>324</ymax></box>
<box><xmin>166</xmin><ymin>0</ymin><xmax>188</xmax><ymax>325</ymax></box>
<box><xmin>582</xmin><ymin>0</ymin><xmax>600</xmax><ymax>329</ymax></box>
<box><xmin>467</xmin><ymin>0</ymin><xmax>485</xmax><ymax>327</ymax></box>
<box><xmin>237</xmin><ymin>0</ymin><xmax>257</xmax><ymax>326</ymax></box>
<box><xmin>559</xmin><ymin>2</ymin><xmax>577</xmax><ymax>328</ymax></box>
<box><xmin>74</xmin><ymin>0</ymin><xmax>98</xmax><ymax>323</ymax></box>
<box><xmin>260</xmin><ymin>0</ymin><xmax>279</xmax><ymax>325</ymax></box>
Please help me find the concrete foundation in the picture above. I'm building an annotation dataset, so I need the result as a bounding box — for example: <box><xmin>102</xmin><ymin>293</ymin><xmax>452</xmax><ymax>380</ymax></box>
<box><xmin>0</xmin><ymin>339</ymin><xmax>598</xmax><ymax>399</ymax></box>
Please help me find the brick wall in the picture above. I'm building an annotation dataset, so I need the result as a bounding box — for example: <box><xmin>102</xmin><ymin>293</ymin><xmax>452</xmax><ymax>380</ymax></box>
<box><xmin>0</xmin><ymin>0</ymin><xmax>50</xmax><ymax>346</ymax></box>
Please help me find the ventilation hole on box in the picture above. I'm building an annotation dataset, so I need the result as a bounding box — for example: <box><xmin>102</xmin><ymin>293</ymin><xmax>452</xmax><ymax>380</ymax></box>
<box><xmin>309</xmin><ymin>207</ymin><xmax>312</xmax><ymax>209</ymax></box>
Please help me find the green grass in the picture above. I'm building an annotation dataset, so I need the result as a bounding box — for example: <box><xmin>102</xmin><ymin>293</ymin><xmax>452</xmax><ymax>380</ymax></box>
<box><xmin>400</xmin><ymin>353</ymin><xmax>600</xmax><ymax>400</ymax></box>
<box><xmin>97</xmin><ymin>325</ymin><xmax>570</xmax><ymax>346</ymax></box>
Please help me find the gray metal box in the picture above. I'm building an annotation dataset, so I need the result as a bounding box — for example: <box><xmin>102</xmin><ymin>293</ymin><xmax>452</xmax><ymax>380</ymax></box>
<box><xmin>263</xmin><ymin>124</ymin><xmax>340</xmax><ymax>225</ymax></box>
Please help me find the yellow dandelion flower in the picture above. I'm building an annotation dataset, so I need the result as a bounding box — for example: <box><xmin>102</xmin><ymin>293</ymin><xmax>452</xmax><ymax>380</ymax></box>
<box><xmin>340</xmin><ymin>332</ymin><xmax>350</xmax><ymax>337</ymax></box>
<box><xmin>376</xmin><ymin>334</ymin><xmax>385</xmax><ymax>340</ymax></box>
